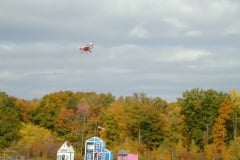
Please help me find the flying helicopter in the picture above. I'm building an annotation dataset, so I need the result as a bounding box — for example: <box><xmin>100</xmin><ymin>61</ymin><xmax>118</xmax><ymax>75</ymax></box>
<box><xmin>79</xmin><ymin>42</ymin><xmax>94</xmax><ymax>53</ymax></box>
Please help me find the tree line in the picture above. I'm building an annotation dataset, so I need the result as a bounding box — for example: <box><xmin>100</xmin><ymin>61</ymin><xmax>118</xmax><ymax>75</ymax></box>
<box><xmin>0</xmin><ymin>88</ymin><xmax>240</xmax><ymax>160</ymax></box>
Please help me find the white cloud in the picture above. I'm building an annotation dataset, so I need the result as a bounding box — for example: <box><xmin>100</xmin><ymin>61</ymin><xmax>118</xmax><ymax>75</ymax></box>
<box><xmin>0</xmin><ymin>43</ymin><xmax>17</xmax><ymax>52</ymax></box>
<box><xmin>163</xmin><ymin>47</ymin><xmax>213</xmax><ymax>62</ymax></box>
<box><xmin>96</xmin><ymin>67</ymin><xmax>133</xmax><ymax>74</ymax></box>
<box><xmin>185</xmin><ymin>30</ymin><xmax>202</xmax><ymax>37</ymax></box>
<box><xmin>224</xmin><ymin>23</ymin><xmax>240</xmax><ymax>35</ymax></box>
<box><xmin>129</xmin><ymin>24</ymin><xmax>150</xmax><ymax>39</ymax></box>
<box><xmin>0</xmin><ymin>71</ymin><xmax>18</xmax><ymax>81</ymax></box>
<box><xmin>161</xmin><ymin>17</ymin><xmax>203</xmax><ymax>37</ymax></box>
<box><xmin>162</xmin><ymin>17</ymin><xmax>188</xmax><ymax>30</ymax></box>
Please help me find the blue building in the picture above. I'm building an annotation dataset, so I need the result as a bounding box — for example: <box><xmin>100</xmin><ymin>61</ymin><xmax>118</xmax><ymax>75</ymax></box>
<box><xmin>84</xmin><ymin>136</ymin><xmax>113</xmax><ymax>160</ymax></box>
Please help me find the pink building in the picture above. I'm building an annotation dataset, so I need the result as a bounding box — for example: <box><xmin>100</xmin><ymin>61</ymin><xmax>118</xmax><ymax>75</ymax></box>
<box><xmin>117</xmin><ymin>150</ymin><xmax>138</xmax><ymax>160</ymax></box>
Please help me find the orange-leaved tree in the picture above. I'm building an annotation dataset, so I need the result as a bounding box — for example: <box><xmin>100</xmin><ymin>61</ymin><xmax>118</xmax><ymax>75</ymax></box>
<box><xmin>212</xmin><ymin>96</ymin><xmax>233</xmax><ymax>147</ymax></box>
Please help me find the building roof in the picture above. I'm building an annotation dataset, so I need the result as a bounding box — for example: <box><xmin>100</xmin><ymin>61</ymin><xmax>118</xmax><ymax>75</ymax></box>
<box><xmin>118</xmin><ymin>150</ymin><xmax>129</xmax><ymax>155</ymax></box>
<box><xmin>86</xmin><ymin>136</ymin><xmax>104</xmax><ymax>142</ymax></box>
<box><xmin>57</xmin><ymin>141</ymin><xmax>75</xmax><ymax>153</ymax></box>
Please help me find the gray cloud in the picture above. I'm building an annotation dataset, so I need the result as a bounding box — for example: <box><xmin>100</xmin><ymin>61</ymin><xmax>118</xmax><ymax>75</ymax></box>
<box><xmin>0</xmin><ymin>0</ymin><xmax>240</xmax><ymax>101</ymax></box>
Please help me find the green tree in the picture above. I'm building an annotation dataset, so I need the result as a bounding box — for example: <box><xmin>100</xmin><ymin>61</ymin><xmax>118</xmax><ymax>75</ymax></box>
<box><xmin>139</xmin><ymin>105</ymin><xmax>164</xmax><ymax>149</ymax></box>
<box><xmin>178</xmin><ymin>88</ymin><xmax>226</xmax><ymax>147</ymax></box>
<box><xmin>103</xmin><ymin>113</ymin><xmax>120</xmax><ymax>148</ymax></box>
<box><xmin>124</xmin><ymin>94</ymin><xmax>146</xmax><ymax>142</ymax></box>
<box><xmin>0</xmin><ymin>92</ymin><xmax>21</xmax><ymax>148</ymax></box>
<box><xmin>163</xmin><ymin>102</ymin><xmax>185</xmax><ymax>147</ymax></box>
<box><xmin>124</xmin><ymin>94</ymin><xmax>167</xmax><ymax>149</ymax></box>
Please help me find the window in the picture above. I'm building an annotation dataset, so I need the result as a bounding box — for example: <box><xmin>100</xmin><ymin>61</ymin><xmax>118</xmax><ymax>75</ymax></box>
<box><xmin>96</xmin><ymin>142</ymin><xmax>101</xmax><ymax>149</ymax></box>
<box><xmin>87</xmin><ymin>142</ymin><xmax>94</xmax><ymax>151</ymax></box>
<box><xmin>100</xmin><ymin>153</ymin><xmax>105</xmax><ymax>160</ymax></box>
<box><xmin>87</xmin><ymin>154</ymin><xmax>91</xmax><ymax>160</ymax></box>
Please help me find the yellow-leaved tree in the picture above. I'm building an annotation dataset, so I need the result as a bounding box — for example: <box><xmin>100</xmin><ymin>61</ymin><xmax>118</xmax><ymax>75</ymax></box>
<box><xmin>212</xmin><ymin>96</ymin><xmax>233</xmax><ymax>147</ymax></box>
<box><xmin>15</xmin><ymin>124</ymin><xmax>59</xmax><ymax>159</ymax></box>
<box><xmin>230</xmin><ymin>89</ymin><xmax>240</xmax><ymax>142</ymax></box>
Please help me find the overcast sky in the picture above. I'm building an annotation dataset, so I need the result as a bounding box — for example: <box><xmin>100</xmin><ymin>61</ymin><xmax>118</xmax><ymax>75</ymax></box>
<box><xmin>1</xmin><ymin>0</ymin><xmax>240</xmax><ymax>102</ymax></box>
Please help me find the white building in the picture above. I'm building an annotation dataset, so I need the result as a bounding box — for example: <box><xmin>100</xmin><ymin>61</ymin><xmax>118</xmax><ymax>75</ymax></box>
<box><xmin>57</xmin><ymin>141</ymin><xmax>75</xmax><ymax>160</ymax></box>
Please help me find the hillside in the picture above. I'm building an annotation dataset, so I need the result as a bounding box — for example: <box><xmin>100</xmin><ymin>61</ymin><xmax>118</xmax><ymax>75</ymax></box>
<box><xmin>1</xmin><ymin>89</ymin><xmax>240</xmax><ymax>160</ymax></box>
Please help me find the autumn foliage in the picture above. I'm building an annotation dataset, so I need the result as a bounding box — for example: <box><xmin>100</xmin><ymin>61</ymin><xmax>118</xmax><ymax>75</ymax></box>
<box><xmin>1</xmin><ymin>89</ymin><xmax>240</xmax><ymax>159</ymax></box>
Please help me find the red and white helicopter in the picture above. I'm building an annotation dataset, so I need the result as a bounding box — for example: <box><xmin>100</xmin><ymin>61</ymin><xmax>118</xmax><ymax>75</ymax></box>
<box><xmin>79</xmin><ymin>42</ymin><xmax>94</xmax><ymax>53</ymax></box>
